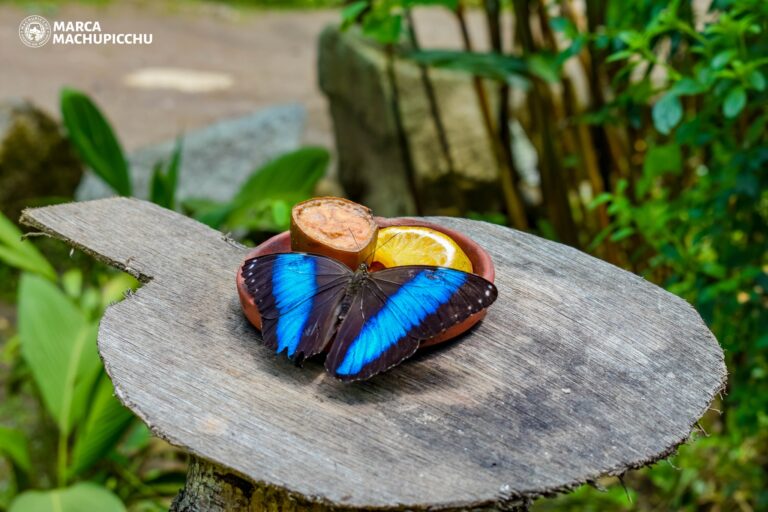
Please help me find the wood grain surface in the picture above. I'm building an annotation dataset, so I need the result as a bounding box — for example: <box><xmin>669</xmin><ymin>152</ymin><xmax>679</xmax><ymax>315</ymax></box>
<box><xmin>21</xmin><ymin>198</ymin><xmax>726</xmax><ymax>510</ymax></box>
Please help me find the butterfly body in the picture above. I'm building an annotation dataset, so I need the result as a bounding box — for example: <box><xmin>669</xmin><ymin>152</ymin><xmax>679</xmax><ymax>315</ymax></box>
<box><xmin>241</xmin><ymin>252</ymin><xmax>497</xmax><ymax>382</ymax></box>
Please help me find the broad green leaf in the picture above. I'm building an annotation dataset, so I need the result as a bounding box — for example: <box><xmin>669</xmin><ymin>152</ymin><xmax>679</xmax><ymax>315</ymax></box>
<box><xmin>723</xmin><ymin>87</ymin><xmax>747</xmax><ymax>118</ymax></box>
<box><xmin>69</xmin><ymin>373</ymin><xmax>134</xmax><ymax>478</ymax></box>
<box><xmin>60</xmin><ymin>87</ymin><xmax>132</xmax><ymax>196</ymax></box>
<box><xmin>652</xmin><ymin>93</ymin><xmax>683</xmax><ymax>135</ymax></box>
<box><xmin>226</xmin><ymin>147</ymin><xmax>329</xmax><ymax>232</ymax></box>
<box><xmin>0</xmin><ymin>427</ymin><xmax>31</xmax><ymax>474</ymax></box>
<box><xmin>9</xmin><ymin>482</ymin><xmax>125</xmax><ymax>512</ymax></box>
<box><xmin>18</xmin><ymin>274</ymin><xmax>101</xmax><ymax>435</ymax></box>
<box><xmin>0</xmin><ymin>213</ymin><xmax>56</xmax><ymax>280</ymax></box>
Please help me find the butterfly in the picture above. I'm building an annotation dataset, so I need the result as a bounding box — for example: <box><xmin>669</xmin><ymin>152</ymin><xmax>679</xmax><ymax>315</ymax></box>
<box><xmin>241</xmin><ymin>252</ymin><xmax>498</xmax><ymax>382</ymax></box>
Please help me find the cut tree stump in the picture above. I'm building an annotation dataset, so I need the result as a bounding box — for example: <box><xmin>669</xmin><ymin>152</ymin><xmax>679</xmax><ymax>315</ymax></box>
<box><xmin>20</xmin><ymin>198</ymin><xmax>726</xmax><ymax>511</ymax></box>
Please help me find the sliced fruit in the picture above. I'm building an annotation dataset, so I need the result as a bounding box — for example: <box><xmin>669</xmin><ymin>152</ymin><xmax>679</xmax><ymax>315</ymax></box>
<box><xmin>290</xmin><ymin>197</ymin><xmax>378</xmax><ymax>270</ymax></box>
<box><xmin>373</xmin><ymin>226</ymin><xmax>473</xmax><ymax>272</ymax></box>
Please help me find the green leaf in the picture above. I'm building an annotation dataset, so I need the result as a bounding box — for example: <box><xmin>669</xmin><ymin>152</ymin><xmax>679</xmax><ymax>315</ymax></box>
<box><xmin>60</xmin><ymin>87</ymin><xmax>132</xmax><ymax>196</ymax></box>
<box><xmin>669</xmin><ymin>78</ymin><xmax>707</xmax><ymax>96</ymax></box>
<box><xmin>404</xmin><ymin>0</ymin><xmax>458</xmax><ymax>7</ymax></box>
<box><xmin>723</xmin><ymin>87</ymin><xmax>746</xmax><ymax>118</ymax></box>
<box><xmin>18</xmin><ymin>274</ymin><xmax>101</xmax><ymax>435</ymax></box>
<box><xmin>0</xmin><ymin>427</ymin><xmax>31</xmax><ymax>474</ymax></box>
<box><xmin>9</xmin><ymin>482</ymin><xmax>125</xmax><ymax>512</ymax></box>
<box><xmin>640</xmin><ymin>144</ymin><xmax>683</xmax><ymax>196</ymax></box>
<box><xmin>69</xmin><ymin>373</ymin><xmax>134</xmax><ymax>478</ymax></box>
<box><xmin>182</xmin><ymin>198</ymin><xmax>234</xmax><ymax>229</ymax></box>
<box><xmin>527</xmin><ymin>53</ymin><xmax>561</xmax><ymax>83</ymax></box>
<box><xmin>0</xmin><ymin>213</ymin><xmax>56</xmax><ymax>280</ymax></box>
<box><xmin>643</xmin><ymin>144</ymin><xmax>683</xmax><ymax>177</ymax></box>
<box><xmin>225</xmin><ymin>147</ymin><xmax>329</xmax><ymax>232</ymax></box>
<box><xmin>747</xmin><ymin>69</ymin><xmax>766</xmax><ymax>91</ymax></box>
<box><xmin>588</xmin><ymin>192</ymin><xmax>613</xmax><ymax>209</ymax></box>
<box><xmin>149</xmin><ymin>162</ymin><xmax>167</xmax><ymax>208</ymax></box>
<box><xmin>99</xmin><ymin>272</ymin><xmax>139</xmax><ymax>311</ymax></box>
<box><xmin>652</xmin><ymin>93</ymin><xmax>683</xmax><ymax>135</ymax></box>
<box><xmin>362</xmin><ymin>12</ymin><xmax>402</xmax><ymax>45</ymax></box>
<box><xmin>149</xmin><ymin>137</ymin><xmax>183</xmax><ymax>210</ymax></box>
<box><xmin>341</xmin><ymin>0</ymin><xmax>367</xmax><ymax>28</ymax></box>
<box><xmin>711</xmin><ymin>49</ymin><xmax>736</xmax><ymax>70</ymax></box>
<box><xmin>61</xmin><ymin>269</ymin><xmax>83</xmax><ymax>299</ymax></box>
<box><xmin>610</xmin><ymin>227</ymin><xmax>635</xmax><ymax>242</ymax></box>
<box><xmin>407</xmin><ymin>50</ymin><xmax>529</xmax><ymax>82</ymax></box>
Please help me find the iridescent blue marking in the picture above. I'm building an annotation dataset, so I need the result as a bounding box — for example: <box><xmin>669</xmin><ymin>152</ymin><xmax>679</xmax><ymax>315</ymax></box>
<box><xmin>272</xmin><ymin>254</ymin><xmax>316</xmax><ymax>356</ymax></box>
<box><xmin>336</xmin><ymin>268</ymin><xmax>466</xmax><ymax>376</ymax></box>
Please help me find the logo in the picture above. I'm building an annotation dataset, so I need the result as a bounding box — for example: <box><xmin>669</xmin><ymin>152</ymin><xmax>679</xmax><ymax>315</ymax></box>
<box><xmin>19</xmin><ymin>15</ymin><xmax>51</xmax><ymax>48</ymax></box>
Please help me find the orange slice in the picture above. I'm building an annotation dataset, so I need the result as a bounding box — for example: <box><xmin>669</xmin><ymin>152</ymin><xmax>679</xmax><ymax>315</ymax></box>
<box><xmin>373</xmin><ymin>226</ymin><xmax>473</xmax><ymax>272</ymax></box>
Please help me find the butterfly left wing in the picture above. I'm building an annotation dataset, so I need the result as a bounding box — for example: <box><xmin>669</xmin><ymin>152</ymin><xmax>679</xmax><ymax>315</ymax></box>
<box><xmin>241</xmin><ymin>253</ymin><xmax>352</xmax><ymax>361</ymax></box>
<box><xmin>325</xmin><ymin>266</ymin><xmax>498</xmax><ymax>382</ymax></box>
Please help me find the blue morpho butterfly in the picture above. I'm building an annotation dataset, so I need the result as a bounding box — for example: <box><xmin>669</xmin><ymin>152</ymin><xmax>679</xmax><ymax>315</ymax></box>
<box><xmin>241</xmin><ymin>245</ymin><xmax>498</xmax><ymax>382</ymax></box>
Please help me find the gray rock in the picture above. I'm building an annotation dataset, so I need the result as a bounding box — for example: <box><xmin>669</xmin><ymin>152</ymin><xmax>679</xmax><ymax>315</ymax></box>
<box><xmin>77</xmin><ymin>104</ymin><xmax>306</xmax><ymax>204</ymax></box>
<box><xmin>318</xmin><ymin>26</ymin><xmax>501</xmax><ymax>217</ymax></box>
<box><xmin>0</xmin><ymin>99</ymin><xmax>82</xmax><ymax>222</ymax></box>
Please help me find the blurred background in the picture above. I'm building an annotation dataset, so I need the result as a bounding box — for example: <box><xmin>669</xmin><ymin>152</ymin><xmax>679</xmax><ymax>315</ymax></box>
<box><xmin>0</xmin><ymin>0</ymin><xmax>765</xmax><ymax>510</ymax></box>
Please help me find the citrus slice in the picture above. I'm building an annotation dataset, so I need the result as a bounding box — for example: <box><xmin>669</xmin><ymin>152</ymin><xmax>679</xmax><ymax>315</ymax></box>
<box><xmin>373</xmin><ymin>226</ymin><xmax>473</xmax><ymax>272</ymax></box>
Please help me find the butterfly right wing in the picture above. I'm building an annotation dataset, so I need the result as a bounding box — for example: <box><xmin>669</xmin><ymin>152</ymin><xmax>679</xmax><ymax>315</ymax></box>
<box><xmin>325</xmin><ymin>266</ymin><xmax>498</xmax><ymax>381</ymax></box>
<box><xmin>241</xmin><ymin>253</ymin><xmax>352</xmax><ymax>361</ymax></box>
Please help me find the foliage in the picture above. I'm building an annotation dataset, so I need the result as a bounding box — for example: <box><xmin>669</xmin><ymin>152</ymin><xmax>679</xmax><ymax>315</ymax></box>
<box><xmin>149</xmin><ymin>138</ymin><xmax>183</xmax><ymax>210</ymax></box>
<box><xmin>60</xmin><ymin>87</ymin><xmax>185</xmax><ymax>206</ymax></box>
<box><xmin>0</xmin><ymin>215</ymin><xmax>56</xmax><ymax>281</ymax></box>
<box><xmin>183</xmin><ymin>146</ymin><xmax>329</xmax><ymax>234</ymax></box>
<box><xmin>60</xmin><ymin>88</ymin><xmax>132</xmax><ymax>197</ymax></box>
<box><xmin>10</xmin><ymin>482</ymin><xmax>125</xmax><ymax>512</ymax></box>
<box><xmin>342</xmin><ymin>0</ymin><xmax>767</xmax><ymax>509</ymax></box>
<box><xmin>0</xmin><ymin>210</ymin><xmax>184</xmax><ymax>511</ymax></box>
<box><xmin>60</xmin><ymin>87</ymin><xmax>327</xmax><ymax>236</ymax></box>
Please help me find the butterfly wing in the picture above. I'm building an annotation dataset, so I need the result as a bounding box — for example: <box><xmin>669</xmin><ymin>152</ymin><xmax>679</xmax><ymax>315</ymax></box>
<box><xmin>325</xmin><ymin>266</ymin><xmax>498</xmax><ymax>381</ymax></box>
<box><xmin>241</xmin><ymin>253</ymin><xmax>352</xmax><ymax>361</ymax></box>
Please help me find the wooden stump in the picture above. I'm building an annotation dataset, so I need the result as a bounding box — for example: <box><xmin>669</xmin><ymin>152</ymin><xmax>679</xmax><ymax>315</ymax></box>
<box><xmin>21</xmin><ymin>198</ymin><xmax>726</xmax><ymax>511</ymax></box>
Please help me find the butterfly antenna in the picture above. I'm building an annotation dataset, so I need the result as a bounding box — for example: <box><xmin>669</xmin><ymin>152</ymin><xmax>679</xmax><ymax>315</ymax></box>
<box><xmin>347</xmin><ymin>227</ymin><xmax>362</xmax><ymax>252</ymax></box>
<box><xmin>372</xmin><ymin>232</ymin><xmax>401</xmax><ymax>263</ymax></box>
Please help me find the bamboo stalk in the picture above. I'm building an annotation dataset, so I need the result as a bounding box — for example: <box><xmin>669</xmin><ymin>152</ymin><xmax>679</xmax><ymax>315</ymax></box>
<box><xmin>512</xmin><ymin>0</ymin><xmax>579</xmax><ymax>246</ymax></box>
<box><xmin>405</xmin><ymin>9</ymin><xmax>466</xmax><ymax>214</ymax></box>
<box><xmin>456</xmin><ymin>4</ymin><xmax>530</xmax><ymax>228</ymax></box>
<box><xmin>384</xmin><ymin>45</ymin><xmax>423</xmax><ymax>215</ymax></box>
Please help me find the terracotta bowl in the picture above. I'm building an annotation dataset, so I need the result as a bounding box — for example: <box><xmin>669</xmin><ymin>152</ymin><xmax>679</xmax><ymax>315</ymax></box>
<box><xmin>236</xmin><ymin>217</ymin><xmax>496</xmax><ymax>350</ymax></box>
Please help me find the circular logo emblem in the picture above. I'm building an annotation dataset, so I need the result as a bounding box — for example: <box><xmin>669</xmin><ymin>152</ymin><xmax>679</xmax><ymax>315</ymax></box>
<box><xmin>19</xmin><ymin>15</ymin><xmax>51</xmax><ymax>48</ymax></box>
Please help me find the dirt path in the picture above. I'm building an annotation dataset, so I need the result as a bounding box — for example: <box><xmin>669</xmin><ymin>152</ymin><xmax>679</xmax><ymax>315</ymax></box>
<box><xmin>0</xmin><ymin>2</ymin><xmax>339</xmax><ymax>150</ymax></box>
<box><xmin>1</xmin><ymin>2</ymin><xmax>491</xmax><ymax>152</ymax></box>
